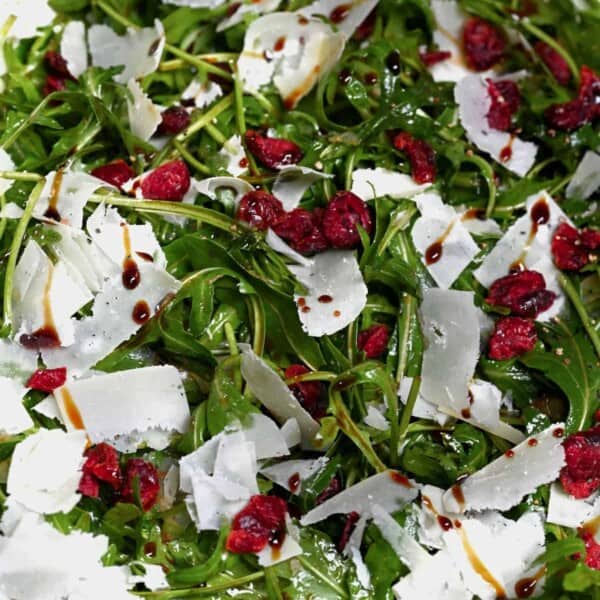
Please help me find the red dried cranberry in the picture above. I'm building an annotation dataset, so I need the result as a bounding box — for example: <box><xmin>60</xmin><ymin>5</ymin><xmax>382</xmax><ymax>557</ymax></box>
<box><xmin>44</xmin><ymin>51</ymin><xmax>73</xmax><ymax>79</ymax></box>
<box><xmin>354</xmin><ymin>9</ymin><xmax>376</xmax><ymax>41</ymax></box>
<box><xmin>120</xmin><ymin>458</ymin><xmax>160</xmax><ymax>511</ymax></box>
<box><xmin>226</xmin><ymin>495</ymin><xmax>288</xmax><ymax>554</ymax></box>
<box><xmin>140</xmin><ymin>159</ymin><xmax>190</xmax><ymax>202</ymax></box>
<box><xmin>393</xmin><ymin>132</ymin><xmax>436</xmax><ymax>183</ymax></box>
<box><xmin>534</xmin><ymin>41</ymin><xmax>571</xmax><ymax>86</ymax></box>
<box><xmin>420</xmin><ymin>49</ymin><xmax>452</xmax><ymax>67</ymax></box>
<box><xmin>357</xmin><ymin>324</ymin><xmax>390</xmax><ymax>359</ymax></box>
<box><xmin>546</xmin><ymin>65</ymin><xmax>600</xmax><ymax>131</ymax></box>
<box><xmin>488</xmin><ymin>316</ymin><xmax>537</xmax><ymax>360</ymax></box>
<box><xmin>338</xmin><ymin>511</ymin><xmax>360</xmax><ymax>552</ymax></box>
<box><xmin>551</xmin><ymin>222</ymin><xmax>599</xmax><ymax>271</ymax></box>
<box><xmin>582</xmin><ymin>530</ymin><xmax>600</xmax><ymax>570</ymax></box>
<box><xmin>285</xmin><ymin>364</ymin><xmax>326</xmax><ymax>419</ymax></box>
<box><xmin>486</xmin><ymin>79</ymin><xmax>521</xmax><ymax>131</ymax></box>
<box><xmin>559</xmin><ymin>427</ymin><xmax>600</xmax><ymax>499</ymax></box>
<box><xmin>316</xmin><ymin>476</ymin><xmax>341</xmax><ymax>504</ymax></box>
<box><xmin>237</xmin><ymin>191</ymin><xmax>284</xmax><ymax>230</ymax></box>
<box><xmin>485</xmin><ymin>270</ymin><xmax>556</xmax><ymax>318</ymax></box>
<box><xmin>157</xmin><ymin>106</ymin><xmax>191</xmax><ymax>136</ymax></box>
<box><xmin>42</xmin><ymin>74</ymin><xmax>67</xmax><ymax>97</ymax></box>
<box><xmin>26</xmin><ymin>367</ymin><xmax>67</xmax><ymax>392</ymax></box>
<box><xmin>272</xmin><ymin>208</ymin><xmax>329</xmax><ymax>255</ymax></box>
<box><xmin>321</xmin><ymin>191</ymin><xmax>373</xmax><ymax>249</ymax></box>
<box><xmin>244</xmin><ymin>130</ymin><xmax>303</xmax><ymax>169</ymax></box>
<box><xmin>462</xmin><ymin>17</ymin><xmax>506</xmax><ymax>71</ymax></box>
<box><xmin>78</xmin><ymin>443</ymin><xmax>122</xmax><ymax>498</ymax></box>
<box><xmin>91</xmin><ymin>159</ymin><xmax>135</xmax><ymax>191</ymax></box>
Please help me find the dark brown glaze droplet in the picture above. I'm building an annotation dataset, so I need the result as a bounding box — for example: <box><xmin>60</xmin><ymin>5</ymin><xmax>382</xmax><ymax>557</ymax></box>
<box><xmin>390</xmin><ymin>471</ymin><xmax>412</xmax><ymax>488</ymax></box>
<box><xmin>425</xmin><ymin>241</ymin><xmax>443</xmax><ymax>265</ymax></box>
<box><xmin>273</xmin><ymin>36</ymin><xmax>286</xmax><ymax>52</ymax></box>
<box><xmin>553</xmin><ymin>427</ymin><xmax>564</xmax><ymax>438</ymax></box>
<box><xmin>504</xmin><ymin>449</ymin><xmax>515</xmax><ymax>458</ymax></box>
<box><xmin>462</xmin><ymin>208</ymin><xmax>486</xmax><ymax>221</ymax></box>
<box><xmin>499</xmin><ymin>142</ymin><xmax>513</xmax><ymax>163</ymax></box>
<box><xmin>528</xmin><ymin>438</ymin><xmax>538</xmax><ymax>447</ymax></box>
<box><xmin>332</xmin><ymin>374</ymin><xmax>357</xmax><ymax>391</ymax></box>
<box><xmin>20</xmin><ymin>326</ymin><xmax>60</xmax><ymax>350</ymax></box>
<box><xmin>132</xmin><ymin>300</ymin><xmax>151</xmax><ymax>324</ymax></box>
<box><xmin>451</xmin><ymin>484</ymin><xmax>465</xmax><ymax>509</ymax></box>
<box><xmin>122</xmin><ymin>258</ymin><xmax>141</xmax><ymax>290</ymax></box>
<box><xmin>288</xmin><ymin>472</ymin><xmax>301</xmax><ymax>493</ymax></box>
<box><xmin>44</xmin><ymin>168</ymin><xmax>64</xmax><ymax>221</ymax></box>
<box><xmin>136</xmin><ymin>251</ymin><xmax>154</xmax><ymax>263</ymax></box>
<box><xmin>461</xmin><ymin>408</ymin><xmax>472</xmax><ymax>419</ymax></box>
<box><xmin>333</xmin><ymin>310</ymin><xmax>341</xmax><ymax>317</ymax></box>
<box><xmin>386</xmin><ymin>50</ymin><xmax>401</xmax><ymax>75</ymax></box>
<box><xmin>364</xmin><ymin>72</ymin><xmax>378</xmax><ymax>85</ymax></box>
<box><xmin>338</xmin><ymin>68</ymin><xmax>352</xmax><ymax>85</ymax></box>
<box><xmin>530</xmin><ymin>198</ymin><xmax>550</xmax><ymax>228</ymax></box>
<box><xmin>330</xmin><ymin>3</ymin><xmax>351</xmax><ymax>23</ymax></box>
<box><xmin>437</xmin><ymin>515</ymin><xmax>453</xmax><ymax>531</ymax></box>
<box><xmin>301</xmin><ymin>305</ymin><xmax>311</xmax><ymax>313</ymax></box>
<box><xmin>514</xmin><ymin>567</ymin><xmax>546</xmax><ymax>598</ymax></box>
<box><xmin>318</xmin><ymin>294</ymin><xmax>333</xmax><ymax>303</ymax></box>
<box><xmin>297</xmin><ymin>297</ymin><xmax>307</xmax><ymax>307</ymax></box>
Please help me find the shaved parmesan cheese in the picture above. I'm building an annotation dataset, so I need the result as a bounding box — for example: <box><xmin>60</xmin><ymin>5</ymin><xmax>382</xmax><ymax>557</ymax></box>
<box><xmin>240</xmin><ymin>348</ymin><xmax>321</xmax><ymax>448</ymax></box>
<box><xmin>272</xmin><ymin>165</ymin><xmax>332</xmax><ymax>211</ymax></box>
<box><xmin>126</xmin><ymin>79</ymin><xmax>161</xmax><ymax>141</ymax></box>
<box><xmin>289</xmin><ymin>250</ymin><xmax>367</xmax><ymax>336</ymax></box>
<box><xmin>298</xmin><ymin>0</ymin><xmax>378</xmax><ymax>39</ymax></box>
<box><xmin>7</xmin><ymin>429</ymin><xmax>86</xmax><ymax>514</ymax></box>
<box><xmin>127</xmin><ymin>563</ymin><xmax>168</xmax><ymax>591</ymax></box>
<box><xmin>54</xmin><ymin>366</ymin><xmax>190</xmax><ymax>452</ymax></box>
<box><xmin>398</xmin><ymin>376</ymin><xmax>450</xmax><ymax>426</ymax></box>
<box><xmin>257</xmin><ymin>515</ymin><xmax>302</xmax><ymax>566</ymax></box>
<box><xmin>281</xmin><ymin>417</ymin><xmax>301</xmax><ymax>448</ymax></box>
<box><xmin>218</xmin><ymin>0</ymin><xmax>281</xmax><ymax>31</ymax></box>
<box><xmin>300</xmin><ymin>470</ymin><xmax>418</xmax><ymax>525</ymax></box>
<box><xmin>265</xmin><ymin>229</ymin><xmax>314</xmax><ymax>265</ymax></box>
<box><xmin>363</xmin><ymin>404</ymin><xmax>390</xmax><ymax>430</ymax></box>
<box><xmin>182</xmin><ymin>79</ymin><xmax>223</xmax><ymax>108</ymax></box>
<box><xmin>60</xmin><ymin>21</ymin><xmax>88</xmax><ymax>78</ymax></box>
<box><xmin>547</xmin><ymin>483</ymin><xmax>600</xmax><ymax>529</ymax></box>
<box><xmin>417</xmin><ymin>484</ymin><xmax>460</xmax><ymax>550</ymax></box>
<box><xmin>34</xmin><ymin>170</ymin><xmax>106</xmax><ymax>229</ymax></box>
<box><xmin>32</xmin><ymin>396</ymin><xmax>62</xmax><ymax>422</ymax></box>
<box><xmin>351</xmin><ymin>167</ymin><xmax>428</xmax><ymax>201</ymax></box>
<box><xmin>443</xmin><ymin>511</ymin><xmax>545</xmax><ymax>600</ymax></box>
<box><xmin>411</xmin><ymin>192</ymin><xmax>479</xmax><ymax>289</ymax></box>
<box><xmin>218</xmin><ymin>135</ymin><xmax>247</xmax><ymax>177</ymax></box>
<box><xmin>261</xmin><ymin>457</ymin><xmax>328</xmax><ymax>494</ymax></box>
<box><xmin>0</xmin><ymin>378</ymin><xmax>32</xmax><ymax>434</ymax></box>
<box><xmin>455</xmin><ymin>75</ymin><xmax>537</xmax><ymax>176</ymax></box>
<box><xmin>193</xmin><ymin>176</ymin><xmax>254</xmax><ymax>207</ymax></box>
<box><xmin>458</xmin><ymin>207</ymin><xmax>503</xmax><ymax>236</ymax></box>
<box><xmin>420</xmin><ymin>289</ymin><xmax>479</xmax><ymax>415</ymax></box>
<box><xmin>443</xmin><ymin>423</ymin><xmax>565</xmax><ymax>514</ymax></box>
<box><xmin>0</xmin><ymin>0</ymin><xmax>55</xmax><ymax>40</ymax></box>
<box><xmin>242</xmin><ymin>413</ymin><xmax>290</xmax><ymax>459</ymax></box>
<box><xmin>41</xmin><ymin>262</ymin><xmax>180</xmax><ymax>375</ymax></box>
<box><xmin>344</xmin><ymin>512</ymin><xmax>372</xmax><ymax>589</ymax></box>
<box><xmin>0</xmin><ymin>149</ymin><xmax>16</xmax><ymax>195</ymax></box>
<box><xmin>0</xmin><ymin>203</ymin><xmax>24</xmax><ymax>219</ymax></box>
<box><xmin>0</xmin><ymin>338</ymin><xmax>37</xmax><ymax>380</ymax></box>
<box><xmin>238</xmin><ymin>12</ymin><xmax>344</xmax><ymax>108</ymax></box>
<box><xmin>0</xmin><ymin>511</ymin><xmax>134</xmax><ymax>600</ymax></box>
<box><xmin>566</xmin><ymin>150</ymin><xmax>600</xmax><ymax>199</ymax></box>
<box><xmin>89</xmin><ymin>20</ymin><xmax>165</xmax><ymax>84</ymax></box>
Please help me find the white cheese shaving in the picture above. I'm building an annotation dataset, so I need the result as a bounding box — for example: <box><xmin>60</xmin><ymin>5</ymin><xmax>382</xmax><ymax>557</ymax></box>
<box><xmin>218</xmin><ymin>135</ymin><xmax>248</xmax><ymax>177</ymax></box>
<box><xmin>0</xmin><ymin>0</ymin><xmax>55</xmax><ymax>40</ymax></box>
<box><xmin>298</xmin><ymin>0</ymin><xmax>378</xmax><ymax>39</ymax></box>
<box><xmin>301</xmin><ymin>470</ymin><xmax>419</xmax><ymax>525</ymax></box>
<box><xmin>0</xmin><ymin>377</ymin><xmax>32</xmax><ymax>434</ymax></box>
<box><xmin>420</xmin><ymin>289</ymin><xmax>479</xmax><ymax>415</ymax></box>
<box><xmin>566</xmin><ymin>150</ymin><xmax>600</xmax><ymax>199</ymax></box>
<box><xmin>256</xmin><ymin>515</ymin><xmax>302</xmax><ymax>566</ymax></box>
<box><xmin>0</xmin><ymin>337</ymin><xmax>38</xmax><ymax>380</ymax></box>
<box><xmin>242</xmin><ymin>413</ymin><xmax>290</xmax><ymax>459</ymax></box>
<box><xmin>126</xmin><ymin>79</ymin><xmax>162</xmax><ymax>141</ymax></box>
<box><xmin>218</xmin><ymin>0</ymin><xmax>281</xmax><ymax>31</ymax></box>
<box><xmin>260</xmin><ymin>457</ymin><xmax>328</xmax><ymax>494</ymax></box>
<box><xmin>181</xmin><ymin>79</ymin><xmax>223</xmax><ymax>108</ymax></box>
<box><xmin>0</xmin><ymin>149</ymin><xmax>16</xmax><ymax>195</ymax></box>
<box><xmin>0</xmin><ymin>203</ymin><xmax>24</xmax><ymax>219</ymax></box>
<box><xmin>363</xmin><ymin>404</ymin><xmax>390</xmax><ymax>430</ymax></box>
<box><xmin>457</xmin><ymin>207</ymin><xmax>503</xmax><ymax>236</ymax></box>
<box><xmin>398</xmin><ymin>376</ymin><xmax>450</xmax><ymax>426</ymax></box>
<box><xmin>265</xmin><ymin>230</ymin><xmax>313</xmax><ymax>265</ymax></box>
<box><xmin>351</xmin><ymin>167</ymin><xmax>428</xmax><ymax>201</ymax></box>
<box><xmin>6</xmin><ymin>429</ymin><xmax>86</xmax><ymax>514</ymax></box>
<box><xmin>60</xmin><ymin>20</ymin><xmax>88</xmax><ymax>78</ymax></box>
<box><xmin>193</xmin><ymin>176</ymin><xmax>254</xmax><ymax>207</ymax></box>
<box><xmin>411</xmin><ymin>192</ymin><xmax>479</xmax><ymax>289</ymax></box>
<box><xmin>240</xmin><ymin>348</ymin><xmax>321</xmax><ymax>448</ymax></box>
<box><xmin>442</xmin><ymin>423</ymin><xmax>566</xmax><ymax>513</ymax></box>
<box><xmin>54</xmin><ymin>365</ymin><xmax>190</xmax><ymax>452</ymax></box>
<box><xmin>89</xmin><ymin>20</ymin><xmax>165</xmax><ymax>84</ymax></box>
<box><xmin>281</xmin><ymin>417</ymin><xmax>302</xmax><ymax>448</ymax></box>
<box><xmin>289</xmin><ymin>249</ymin><xmax>368</xmax><ymax>336</ymax></box>
<box><xmin>238</xmin><ymin>12</ymin><xmax>344</xmax><ymax>108</ymax></box>
<box><xmin>127</xmin><ymin>563</ymin><xmax>168</xmax><ymax>591</ymax></box>
<box><xmin>272</xmin><ymin>165</ymin><xmax>332</xmax><ymax>211</ymax></box>
<box><xmin>547</xmin><ymin>482</ymin><xmax>600</xmax><ymax>529</ymax></box>
<box><xmin>455</xmin><ymin>74</ymin><xmax>537</xmax><ymax>176</ymax></box>
<box><xmin>417</xmin><ymin>484</ymin><xmax>460</xmax><ymax>550</ymax></box>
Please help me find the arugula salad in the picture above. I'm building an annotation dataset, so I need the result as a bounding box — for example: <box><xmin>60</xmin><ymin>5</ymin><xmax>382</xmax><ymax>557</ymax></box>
<box><xmin>0</xmin><ymin>0</ymin><xmax>600</xmax><ymax>598</ymax></box>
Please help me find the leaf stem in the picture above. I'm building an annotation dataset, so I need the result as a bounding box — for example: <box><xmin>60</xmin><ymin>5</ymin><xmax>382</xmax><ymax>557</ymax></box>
<box><xmin>398</xmin><ymin>376</ymin><xmax>421</xmax><ymax>441</ymax></box>
<box><xmin>177</xmin><ymin>94</ymin><xmax>234</xmax><ymax>143</ymax></box>
<box><xmin>297</xmin><ymin>555</ymin><xmax>350</xmax><ymax>599</ymax></box>
<box><xmin>464</xmin><ymin>154</ymin><xmax>497</xmax><ymax>218</ymax></box>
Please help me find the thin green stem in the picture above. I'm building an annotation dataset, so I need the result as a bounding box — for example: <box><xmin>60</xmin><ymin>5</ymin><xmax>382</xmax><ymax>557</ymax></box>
<box><xmin>395</xmin><ymin>294</ymin><xmax>415</xmax><ymax>384</ymax></box>
<box><xmin>398</xmin><ymin>376</ymin><xmax>421</xmax><ymax>441</ymax></box>
<box><xmin>2</xmin><ymin>180</ymin><xmax>45</xmax><ymax>334</ymax></box>
<box><xmin>464</xmin><ymin>154</ymin><xmax>497</xmax><ymax>218</ymax></box>
<box><xmin>0</xmin><ymin>96</ymin><xmax>53</xmax><ymax>151</ymax></box>
<box><xmin>285</xmin><ymin>371</ymin><xmax>338</xmax><ymax>385</ymax></box>
<box><xmin>264</xmin><ymin>566</ymin><xmax>284</xmax><ymax>600</ymax></box>
<box><xmin>0</xmin><ymin>171</ymin><xmax>43</xmax><ymax>183</ymax></box>
<box><xmin>247</xmin><ymin>295</ymin><xmax>265</xmax><ymax>356</ymax></box>
<box><xmin>172</xmin><ymin>141</ymin><xmax>211</xmax><ymax>175</ymax></box>
<box><xmin>377</xmin><ymin>206</ymin><xmax>417</xmax><ymax>257</ymax></box>
<box><xmin>177</xmin><ymin>94</ymin><xmax>234</xmax><ymax>143</ymax></box>
<box><xmin>297</xmin><ymin>555</ymin><xmax>350</xmax><ymax>600</ymax></box>
<box><xmin>233</xmin><ymin>65</ymin><xmax>247</xmax><ymax>136</ymax></box>
<box><xmin>205</xmin><ymin>122</ymin><xmax>228</xmax><ymax>145</ymax></box>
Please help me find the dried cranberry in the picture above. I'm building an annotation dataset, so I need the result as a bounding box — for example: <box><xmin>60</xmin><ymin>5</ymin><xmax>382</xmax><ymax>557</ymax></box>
<box><xmin>26</xmin><ymin>367</ymin><xmax>67</xmax><ymax>392</ymax></box>
<box><xmin>354</xmin><ymin>9</ymin><xmax>376</xmax><ymax>41</ymax></box>
<box><xmin>551</xmin><ymin>222</ymin><xmax>599</xmax><ymax>271</ymax></box>
<box><xmin>393</xmin><ymin>132</ymin><xmax>436</xmax><ymax>183</ymax></box>
<box><xmin>226</xmin><ymin>495</ymin><xmax>288</xmax><ymax>554</ymax></box>
<box><xmin>485</xmin><ymin>270</ymin><xmax>556</xmax><ymax>318</ymax></box>
<box><xmin>462</xmin><ymin>17</ymin><xmax>506</xmax><ymax>71</ymax></box>
<box><xmin>338</xmin><ymin>511</ymin><xmax>360</xmax><ymax>552</ymax></box>
<box><xmin>237</xmin><ymin>191</ymin><xmax>284</xmax><ymax>230</ymax></box>
<box><xmin>420</xmin><ymin>49</ymin><xmax>452</xmax><ymax>67</ymax></box>
<box><xmin>157</xmin><ymin>106</ymin><xmax>191</xmax><ymax>136</ymax></box>
<box><xmin>285</xmin><ymin>364</ymin><xmax>326</xmax><ymax>419</ymax></box>
<box><xmin>140</xmin><ymin>159</ymin><xmax>190</xmax><ymax>202</ymax></box>
<box><xmin>42</xmin><ymin>75</ymin><xmax>67</xmax><ymax>97</ymax></box>
<box><xmin>488</xmin><ymin>316</ymin><xmax>537</xmax><ymax>360</ymax></box>
<box><xmin>321</xmin><ymin>191</ymin><xmax>372</xmax><ymax>249</ymax></box>
<box><xmin>120</xmin><ymin>458</ymin><xmax>160</xmax><ymax>511</ymax></box>
<box><xmin>78</xmin><ymin>443</ymin><xmax>122</xmax><ymax>498</ymax></box>
<box><xmin>559</xmin><ymin>427</ymin><xmax>600</xmax><ymax>499</ymax></box>
<box><xmin>546</xmin><ymin>65</ymin><xmax>600</xmax><ymax>131</ymax></box>
<box><xmin>357</xmin><ymin>324</ymin><xmax>390</xmax><ymax>359</ymax></box>
<box><xmin>582</xmin><ymin>530</ymin><xmax>600</xmax><ymax>570</ymax></box>
<box><xmin>534</xmin><ymin>41</ymin><xmax>571</xmax><ymax>86</ymax></box>
<box><xmin>486</xmin><ymin>79</ymin><xmax>521</xmax><ymax>131</ymax></box>
<box><xmin>245</xmin><ymin>130</ymin><xmax>303</xmax><ymax>170</ymax></box>
<box><xmin>272</xmin><ymin>208</ymin><xmax>329</xmax><ymax>255</ymax></box>
<box><xmin>316</xmin><ymin>476</ymin><xmax>341</xmax><ymax>504</ymax></box>
<box><xmin>44</xmin><ymin>51</ymin><xmax>73</xmax><ymax>79</ymax></box>
<box><xmin>91</xmin><ymin>159</ymin><xmax>135</xmax><ymax>191</ymax></box>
